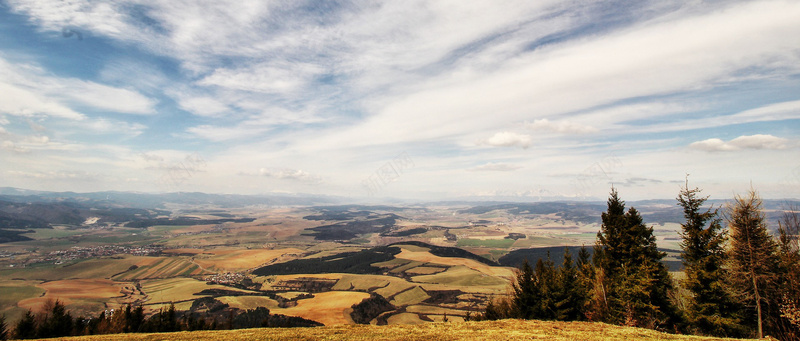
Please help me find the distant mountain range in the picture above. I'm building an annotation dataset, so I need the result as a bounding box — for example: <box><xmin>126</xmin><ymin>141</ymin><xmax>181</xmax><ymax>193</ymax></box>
<box><xmin>0</xmin><ymin>187</ymin><xmax>343</xmax><ymax>208</ymax></box>
<box><xmin>0</xmin><ymin>187</ymin><xmax>796</xmax><ymax>244</ymax></box>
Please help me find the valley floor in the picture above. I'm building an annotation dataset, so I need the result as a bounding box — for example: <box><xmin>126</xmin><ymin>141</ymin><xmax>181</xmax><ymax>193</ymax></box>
<box><xmin>40</xmin><ymin>320</ymin><xmax>753</xmax><ymax>341</ymax></box>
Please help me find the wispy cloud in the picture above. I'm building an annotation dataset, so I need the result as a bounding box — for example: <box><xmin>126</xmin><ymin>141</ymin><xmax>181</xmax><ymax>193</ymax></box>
<box><xmin>7</xmin><ymin>169</ymin><xmax>100</xmax><ymax>181</ymax></box>
<box><xmin>176</xmin><ymin>96</ymin><xmax>230</xmax><ymax>117</ymax></box>
<box><xmin>0</xmin><ymin>57</ymin><xmax>156</xmax><ymax>117</ymax></box>
<box><xmin>198</xmin><ymin>61</ymin><xmax>323</xmax><ymax>95</ymax></box>
<box><xmin>636</xmin><ymin>100</ymin><xmax>800</xmax><ymax>134</ymax></box>
<box><xmin>619</xmin><ymin>177</ymin><xmax>664</xmax><ymax>186</ymax></box>
<box><xmin>526</xmin><ymin>119</ymin><xmax>598</xmax><ymax>134</ymax></box>
<box><xmin>468</xmin><ymin>163</ymin><xmax>522</xmax><ymax>172</ymax></box>
<box><xmin>242</xmin><ymin>168</ymin><xmax>323</xmax><ymax>185</ymax></box>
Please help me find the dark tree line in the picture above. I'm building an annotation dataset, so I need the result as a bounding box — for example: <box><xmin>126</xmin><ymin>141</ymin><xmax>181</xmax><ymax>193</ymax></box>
<box><xmin>481</xmin><ymin>185</ymin><xmax>800</xmax><ymax>340</ymax></box>
<box><xmin>482</xmin><ymin>248</ymin><xmax>591</xmax><ymax>322</ymax></box>
<box><xmin>7</xmin><ymin>299</ymin><xmax>321</xmax><ymax>339</ymax></box>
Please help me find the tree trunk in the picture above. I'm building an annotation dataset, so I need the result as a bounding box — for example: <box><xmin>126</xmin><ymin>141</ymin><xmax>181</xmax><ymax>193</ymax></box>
<box><xmin>753</xmin><ymin>273</ymin><xmax>763</xmax><ymax>339</ymax></box>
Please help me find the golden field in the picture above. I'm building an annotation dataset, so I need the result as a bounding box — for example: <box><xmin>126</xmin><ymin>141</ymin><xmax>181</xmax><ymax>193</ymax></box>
<box><xmin>33</xmin><ymin>320</ymin><xmax>754</xmax><ymax>341</ymax></box>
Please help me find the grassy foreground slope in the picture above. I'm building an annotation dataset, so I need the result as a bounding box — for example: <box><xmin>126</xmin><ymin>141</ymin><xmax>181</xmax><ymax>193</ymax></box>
<box><xmin>47</xmin><ymin>320</ymin><xmax>751</xmax><ymax>341</ymax></box>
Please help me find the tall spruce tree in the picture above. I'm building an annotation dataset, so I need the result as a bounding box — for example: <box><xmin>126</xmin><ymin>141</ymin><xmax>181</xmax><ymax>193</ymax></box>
<box><xmin>555</xmin><ymin>248</ymin><xmax>582</xmax><ymax>321</ymax></box>
<box><xmin>777</xmin><ymin>206</ymin><xmax>800</xmax><ymax>339</ymax></box>
<box><xmin>594</xmin><ymin>187</ymin><xmax>676</xmax><ymax>328</ymax></box>
<box><xmin>677</xmin><ymin>181</ymin><xmax>743</xmax><ymax>336</ymax></box>
<box><xmin>535</xmin><ymin>256</ymin><xmax>558</xmax><ymax>319</ymax></box>
<box><xmin>511</xmin><ymin>260</ymin><xmax>541</xmax><ymax>319</ymax></box>
<box><xmin>14</xmin><ymin>310</ymin><xmax>36</xmax><ymax>339</ymax></box>
<box><xmin>36</xmin><ymin>300</ymin><xmax>73</xmax><ymax>338</ymax></box>
<box><xmin>576</xmin><ymin>245</ymin><xmax>594</xmax><ymax>320</ymax></box>
<box><xmin>726</xmin><ymin>189</ymin><xmax>779</xmax><ymax>339</ymax></box>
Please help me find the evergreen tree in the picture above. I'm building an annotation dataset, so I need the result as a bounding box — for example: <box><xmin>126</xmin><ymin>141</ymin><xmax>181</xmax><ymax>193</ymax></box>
<box><xmin>576</xmin><ymin>245</ymin><xmax>595</xmax><ymax>320</ymax></box>
<box><xmin>511</xmin><ymin>260</ymin><xmax>540</xmax><ymax>319</ymax></box>
<box><xmin>37</xmin><ymin>300</ymin><xmax>73</xmax><ymax>338</ymax></box>
<box><xmin>535</xmin><ymin>256</ymin><xmax>558</xmax><ymax>319</ymax></box>
<box><xmin>128</xmin><ymin>305</ymin><xmax>145</xmax><ymax>333</ymax></box>
<box><xmin>774</xmin><ymin>205</ymin><xmax>800</xmax><ymax>339</ymax></box>
<box><xmin>677</xmin><ymin>181</ymin><xmax>744</xmax><ymax>336</ymax></box>
<box><xmin>14</xmin><ymin>310</ymin><xmax>36</xmax><ymax>339</ymax></box>
<box><xmin>141</xmin><ymin>304</ymin><xmax>180</xmax><ymax>333</ymax></box>
<box><xmin>554</xmin><ymin>248</ymin><xmax>582</xmax><ymax>321</ymax></box>
<box><xmin>726</xmin><ymin>189</ymin><xmax>779</xmax><ymax>339</ymax></box>
<box><xmin>483</xmin><ymin>251</ymin><xmax>590</xmax><ymax>322</ymax></box>
<box><xmin>593</xmin><ymin>187</ymin><xmax>676</xmax><ymax>328</ymax></box>
<box><xmin>158</xmin><ymin>304</ymin><xmax>179</xmax><ymax>332</ymax></box>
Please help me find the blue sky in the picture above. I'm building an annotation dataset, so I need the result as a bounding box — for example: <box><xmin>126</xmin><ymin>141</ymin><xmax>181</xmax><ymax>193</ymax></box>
<box><xmin>0</xmin><ymin>0</ymin><xmax>798</xmax><ymax>201</ymax></box>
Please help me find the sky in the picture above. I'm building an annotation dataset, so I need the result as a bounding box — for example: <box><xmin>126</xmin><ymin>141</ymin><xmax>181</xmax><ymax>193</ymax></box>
<box><xmin>0</xmin><ymin>0</ymin><xmax>798</xmax><ymax>202</ymax></box>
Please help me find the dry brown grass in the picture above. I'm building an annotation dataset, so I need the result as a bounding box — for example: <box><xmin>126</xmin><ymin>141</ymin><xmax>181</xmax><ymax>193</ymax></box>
<box><xmin>114</xmin><ymin>257</ymin><xmax>207</xmax><ymax>280</ymax></box>
<box><xmin>140</xmin><ymin>278</ymin><xmax>255</xmax><ymax>306</ymax></box>
<box><xmin>216</xmin><ymin>296</ymin><xmax>280</xmax><ymax>310</ymax></box>
<box><xmin>269</xmin><ymin>291</ymin><xmax>370</xmax><ymax>326</ymax></box>
<box><xmin>17</xmin><ymin>279</ymin><xmax>128</xmax><ymax>311</ymax></box>
<box><xmin>394</xmin><ymin>249</ymin><xmax>514</xmax><ymax>278</ymax></box>
<box><xmin>193</xmin><ymin>248</ymin><xmax>303</xmax><ymax>271</ymax></box>
<box><xmin>47</xmin><ymin>319</ymin><xmax>754</xmax><ymax>341</ymax></box>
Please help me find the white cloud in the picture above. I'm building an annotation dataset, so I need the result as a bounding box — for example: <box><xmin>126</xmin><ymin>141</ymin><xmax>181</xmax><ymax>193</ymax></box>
<box><xmin>526</xmin><ymin>119</ymin><xmax>598</xmax><ymax>134</ymax></box>
<box><xmin>7</xmin><ymin>0</ymin><xmax>133</xmax><ymax>38</ymax></box>
<box><xmin>81</xmin><ymin>118</ymin><xmax>147</xmax><ymax>137</ymax></box>
<box><xmin>690</xmin><ymin>134</ymin><xmax>790</xmax><ymax>152</ymax></box>
<box><xmin>139</xmin><ymin>153</ymin><xmax>164</xmax><ymax>162</ymax></box>
<box><xmin>24</xmin><ymin>135</ymin><xmax>49</xmax><ymax>144</ymax></box>
<box><xmin>728</xmin><ymin>134</ymin><xmax>790</xmax><ymax>150</ymax></box>
<box><xmin>57</xmin><ymin>80</ymin><xmax>156</xmax><ymax>115</ymax></box>
<box><xmin>0</xmin><ymin>57</ymin><xmax>155</xmax><ymax>118</ymax></box>
<box><xmin>177</xmin><ymin>96</ymin><xmax>230</xmax><ymax>117</ymax></box>
<box><xmin>468</xmin><ymin>162</ymin><xmax>522</xmax><ymax>172</ymax></box>
<box><xmin>0</xmin><ymin>82</ymin><xmax>85</xmax><ymax>119</ymax></box>
<box><xmin>620</xmin><ymin>177</ymin><xmax>664</xmax><ymax>186</ymax></box>
<box><xmin>249</xmin><ymin>168</ymin><xmax>323</xmax><ymax>184</ymax></box>
<box><xmin>1</xmin><ymin>140</ymin><xmax>29</xmax><ymax>153</ymax></box>
<box><xmin>185</xmin><ymin>124</ymin><xmax>269</xmax><ymax>142</ymax></box>
<box><xmin>479</xmin><ymin>132</ymin><xmax>532</xmax><ymax>149</ymax></box>
<box><xmin>637</xmin><ymin>100</ymin><xmax>800</xmax><ymax>133</ymax></box>
<box><xmin>299</xmin><ymin>0</ymin><xmax>800</xmax><ymax>151</ymax></box>
<box><xmin>185</xmin><ymin>107</ymin><xmax>325</xmax><ymax>141</ymax></box>
<box><xmin>198</xmin><ymin>62</ymin><xmax>323</xmax><ymax>95</ymax></box>
<box><xmin>7</xmin><ymin>169</ymin><xmax>99</xmax><ymax>180</ymax></box>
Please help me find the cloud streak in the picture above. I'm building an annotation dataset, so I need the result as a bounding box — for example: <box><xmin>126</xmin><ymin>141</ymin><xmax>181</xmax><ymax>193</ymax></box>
<box><xmin>248</xmin><ymin>168</ymin><xmax>323</xmax><ymax>185</ymax></box>
<box><xmin>526</xmin><ymin>119</ymin><xmax>598</xmax><ymax>134</ymax></box>
<box><xmin>468</xmin><ymin>163</ymin><xmax>523</xmax><ymax>172</ymax></box>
